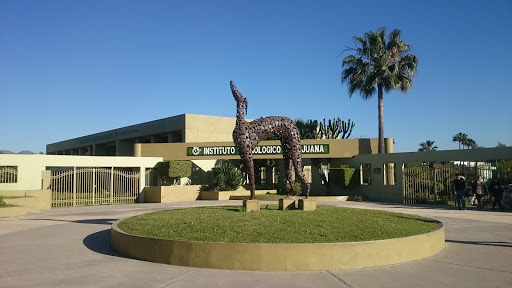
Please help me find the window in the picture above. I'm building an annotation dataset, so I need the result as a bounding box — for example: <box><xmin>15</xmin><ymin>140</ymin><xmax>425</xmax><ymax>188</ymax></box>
<box><xmin>303</xmin><ymin>165</ymin><xmax>312</xmax><ymax>183</ymax></box>
<box><xmin>0</xmin><ymin>166</ymin><xmax>18</xmax><ymax>183</ymax></box>
<box><xmin>384</xmin><ymin>163</ymin><xmax>396</xmax><ymax>185</ymax></box>
<box><xmin>361</xmin><ymin>163</ymin><xmax>371</xmax><ymax>185</ymax></box>
<box><xmin>260</xmin><ymin>167</ymin><xmax>266</xmax><ymax>184</ymax></box>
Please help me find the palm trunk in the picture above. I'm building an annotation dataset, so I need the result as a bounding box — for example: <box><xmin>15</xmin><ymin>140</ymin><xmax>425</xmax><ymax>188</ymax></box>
<box><xmin>378</xmin><ymin>83</ymin><xmax>385</xmax><ymax>154</ymax></box>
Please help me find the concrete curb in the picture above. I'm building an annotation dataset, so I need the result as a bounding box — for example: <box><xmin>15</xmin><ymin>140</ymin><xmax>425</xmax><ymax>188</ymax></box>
<box><xmin>111</xmin><ymin>212</ymin><xmax>445</xmax><ymax>271</ymax></box>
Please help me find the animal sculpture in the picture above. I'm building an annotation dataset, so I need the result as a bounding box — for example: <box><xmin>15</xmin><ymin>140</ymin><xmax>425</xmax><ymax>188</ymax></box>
<box><xmin>230</xmin><ymin>81</ymin><xmax>310</xmax><ymax>200</ymax></box>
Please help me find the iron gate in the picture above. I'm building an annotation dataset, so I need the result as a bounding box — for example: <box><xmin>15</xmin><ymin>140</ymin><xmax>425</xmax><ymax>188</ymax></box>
<box><xmin>403</xmin><ymin>162</ymin><xmax>495</xmax><ymax>205</ymax></box>
<box><xmin>50</xmin><ymin>167</ymin><xmax>140</xmax><ymax>207</ymax></box>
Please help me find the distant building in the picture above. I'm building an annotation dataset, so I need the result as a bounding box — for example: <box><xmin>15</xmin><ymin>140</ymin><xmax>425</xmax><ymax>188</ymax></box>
<box><xmin>46</xmin><ymin>114</ymin><xmax>237</xmax><ymax>156</ymax></box>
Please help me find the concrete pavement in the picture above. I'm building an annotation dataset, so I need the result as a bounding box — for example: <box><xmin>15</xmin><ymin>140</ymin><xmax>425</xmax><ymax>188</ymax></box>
<box><xmin>0</xmin><ymin>201</ymin><xmax>511</xmax><ymax>288</ymax></box>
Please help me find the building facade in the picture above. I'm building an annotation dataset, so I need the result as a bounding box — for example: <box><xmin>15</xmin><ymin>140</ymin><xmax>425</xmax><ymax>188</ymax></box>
<box><xmin>46</xmin><ymin>114</ymin><xmax>238</xmax><ymax>156</ymax></box>
<box><xmin>46</xmin><ymin>113</ymin><xmax>393</xmax><ymax>196</ymax></box>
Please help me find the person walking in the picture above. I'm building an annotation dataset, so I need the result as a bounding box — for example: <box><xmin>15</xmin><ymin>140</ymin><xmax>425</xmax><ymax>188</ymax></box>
<box><xmin>453</xmin><ymin>173</ymin><xmax>466</xmax><ymax>210</ymax></box>
<box><xmin>472</xmin><ymin>175</ymin><xmax>488</xmax><ymax>210</ymax></box>
<box><xmin>488</xmin><ymin>177</ymin><xmax>504</xmax><ymax>211</ymax></box>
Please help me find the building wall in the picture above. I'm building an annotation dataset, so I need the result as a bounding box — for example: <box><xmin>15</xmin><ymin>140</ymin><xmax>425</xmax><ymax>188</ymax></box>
<box><xmin>349</xmin><ymin>146</ymin><xmax>512</xmax><ymax>203</ymax></box>
<box><xmin>0</xmin><ymin>154</ymin><xmax>163</xmax><ymax>191</ymax></box>
<box><xmin>184</xmin><ymin>114</ymin><xmax>237</xmax><ymax>142</ymax></box>
<box><xmin>134</xmin><ymin>138</ymin><xmax>390</xmax><ymax>161</ymax></box>
<box><xmin>135</xmin><ymin>138</ymin><xmax>392</xmax><ymax>196</ymax></box>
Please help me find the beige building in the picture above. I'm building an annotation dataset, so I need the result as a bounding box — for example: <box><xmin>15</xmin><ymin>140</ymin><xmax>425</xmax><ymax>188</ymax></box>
<box><xmin>46</xmin><ymin>114</ymin><xmax>390</xmax><ymax>196</ymax></box>
<box><xmin>46</xmin><ymin>114</ymin><xmax>238</xmax><ymax>156</ymax></box>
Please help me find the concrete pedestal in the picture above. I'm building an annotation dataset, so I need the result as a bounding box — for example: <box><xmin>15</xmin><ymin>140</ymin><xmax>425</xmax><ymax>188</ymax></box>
<box><xmin>243</xmin><ymin>199</ymin><xmax>260</xmax><ymax>212</ymax></box>
<box><xmin>298</xmin><ymin>199</ymin><xmax>316</xmax><ymax>211</ymax></box>
<box><xmin>278</xmin><ymin>198</ymin><xmax>296</xmax><ymax>210</ymax></box>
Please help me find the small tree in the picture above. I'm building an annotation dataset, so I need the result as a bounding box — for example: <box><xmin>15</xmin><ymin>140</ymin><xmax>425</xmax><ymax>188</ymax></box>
<box><xmin>156</xmin><ymin>160</ymin><xmax>192</xmax><ymax>185</ymax></box>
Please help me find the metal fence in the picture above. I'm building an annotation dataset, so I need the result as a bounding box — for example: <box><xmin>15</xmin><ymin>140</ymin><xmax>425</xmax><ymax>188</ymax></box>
<box><xmin>145</xmin><ymin>168</ymin><xmax>158</xmax><ymax>187</ymax></box>
<box><xmin>50</xmin><ymin>167</ymin><xmax>140</xmax><ymax>207</ymax></box>
<box><xmin>403</xmin><ymin>162</ymin><xmax>498</xmax><ymax>205</ymax></box>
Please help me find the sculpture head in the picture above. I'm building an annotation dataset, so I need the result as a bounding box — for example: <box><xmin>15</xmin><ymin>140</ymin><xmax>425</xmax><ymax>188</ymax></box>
<box><xmin>230</xmin><ymin>81</ymin><xmax>248</xmax><ymax>116</ymax></box>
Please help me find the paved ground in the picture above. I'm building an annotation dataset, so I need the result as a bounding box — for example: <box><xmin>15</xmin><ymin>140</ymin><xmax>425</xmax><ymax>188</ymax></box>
<box><xmin>0</xmin><ymin>201</ymin><xmax>511</xmax><ymax>288</ymax></box>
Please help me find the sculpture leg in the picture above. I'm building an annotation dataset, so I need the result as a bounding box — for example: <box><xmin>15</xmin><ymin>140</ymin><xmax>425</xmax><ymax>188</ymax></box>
<box><xmin>285</xmin><ymin>158</ymin><xmax>294</xmax><ymax>197</ymax></box>
<box><xmin>293</xmin><ymin>161</ymin><xmax>311</xmax><ymax>199</ymax></box>
<box><xmin>245</xmin><ymin>155</ymin><xmax>256</xmax><ymax>200</ymax></box>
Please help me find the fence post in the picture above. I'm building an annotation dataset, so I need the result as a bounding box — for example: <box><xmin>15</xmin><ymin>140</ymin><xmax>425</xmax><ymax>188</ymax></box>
<box><xmin>110</xmin><ymin>167</ymin><xmax>114</xmax><ymax>205</ymax></box>
<box><xmin>139</xmin><ymin>167</ymin><xmax>145</xmax><ymax>203</ymax></box>
<box><xmin>73</xmin><ymin>167</ymin><xmax>76</xmax><ymax>207</ymax></box>
<box><xmin>92</xmin><ymin>167</ymin><xmax>96</xmax><ymax>205</ymax></box>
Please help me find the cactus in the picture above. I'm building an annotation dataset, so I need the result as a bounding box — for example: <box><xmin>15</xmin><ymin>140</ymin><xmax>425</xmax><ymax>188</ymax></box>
<box><xmin>340</xmin><ymin>119</ymin><xmax>355</xmax><ymax>139</ymax></box>
<box><xmin>319</xmin><ymin>118</ymin><xmax>355</xmax><ymax>139</ymax></box>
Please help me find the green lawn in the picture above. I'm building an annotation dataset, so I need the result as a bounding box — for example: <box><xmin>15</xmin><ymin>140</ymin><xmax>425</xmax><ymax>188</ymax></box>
<box><xmin>118</xmin><ymin>205</ymin><xmax>439</xmax><ymax>244</ymax></box>
<box><xmin>0</xmin><ymin>196</ymin><xmax>19</xmax><ymax>207</ymax></box>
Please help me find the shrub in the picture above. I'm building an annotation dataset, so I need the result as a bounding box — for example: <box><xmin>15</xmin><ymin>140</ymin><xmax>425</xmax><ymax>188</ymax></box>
<box><xmin>211</xmin><ymin>161</ymin><xmax>243</xmax><ymax>191</ymax></box>
<box><xmin>156</xmin><ymin>160</ymin><xmax>192</xmax><ymax>185</ymax></box>
<box><xmin>284</xmin><ymin>181</ymin><xmax>302</xmax><ymax>196</ymax></box>
<box><xmin>169</xmin><ymin>160</ymin><xmax>192</xmax><ymax>178</ymax></box>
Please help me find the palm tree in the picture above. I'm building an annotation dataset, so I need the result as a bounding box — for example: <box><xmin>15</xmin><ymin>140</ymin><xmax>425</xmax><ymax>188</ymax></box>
<box><xmin>452</xmin><ymin>132</ymin><xmax>468</xmax><ymax>149</ymax></box>
<box><xmin>463</xmin><ymin>138</ymin><xmax>477</xmax><ymax>149</ymax></box>
<box><xmin>342</xmin><ymin>27</ymin><xmax>418</xmax><ymax>154</ymax></box>
<box><xmin>418</xmin><ymin>140</ymin><xmax>438</xmax><ymax>152</ymax></box>
<box><xmin>294</xmin><ymin>118</ymin><xmax>319</xmax><ymax>139</ymax></box>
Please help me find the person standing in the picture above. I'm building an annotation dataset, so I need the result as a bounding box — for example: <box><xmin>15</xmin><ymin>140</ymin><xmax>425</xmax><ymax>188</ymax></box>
<box><xmin>488</xmin><ymin>177</ymin><xmax>504</xmax><ymax>211</ymax></box>
<box><xmin>472</xmin><ymin>175</ymin><xmax>488</xmax><ymax>210</ymax></box>
<box><xmin>453</xmin><ymin>173</ymin><xmax>466</xmax><ymax>210</ymax></box>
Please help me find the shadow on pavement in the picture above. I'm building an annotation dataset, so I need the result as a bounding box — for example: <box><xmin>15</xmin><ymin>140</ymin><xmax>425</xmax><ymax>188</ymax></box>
<box><xmin>30</xmin><ymin>218</ymin><xmax>118</xmax><ymax>225</ymax></box>
<box><xmin>446</xmin><ymin>239</ymin><xmax>512</xmax><ymax>248</ymax></box>
<box><xmin>83</xmin><ymin>229</ymin><xmax>123</xmax><ymax>257</ymax></box>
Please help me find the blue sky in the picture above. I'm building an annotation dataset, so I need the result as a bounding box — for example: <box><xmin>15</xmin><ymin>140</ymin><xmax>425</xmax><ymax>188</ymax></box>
<box><xmin>1</xmin><ymin>0</ymin><xmax>511</xmax><ymax>154</ymax></box>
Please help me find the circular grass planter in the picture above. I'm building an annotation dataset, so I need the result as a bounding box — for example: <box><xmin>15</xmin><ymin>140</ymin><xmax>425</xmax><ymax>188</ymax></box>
<box><xmin>111</xmin><ymin>206</ymin><xmax>445</xmax><ymax>271</ymax></box>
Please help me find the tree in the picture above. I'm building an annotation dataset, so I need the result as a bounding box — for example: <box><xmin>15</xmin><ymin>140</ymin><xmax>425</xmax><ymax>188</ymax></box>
<box><xmin>418</xmin><ymin>140</ymin><xmax>438</xmax><ymax>152</ymax></box>
<box><xmin>463</xmin><ymin>138</ymin><xmax>477</xmax><ymax>149</ymax></box>
<box><xmin>452</xmin><ymin>132</ymin><xmax>468</xmax><ymax>149</ymax></box>
<box><xmin>497</xmin><ymin>142</ymin><xmax>507</xmax><ymax>147</ymax></box>
<box><xmin>156</xmin><ymin>160</ymin><xmax>192</xmax><ymax>185</ymax></box>
<box><xmin>294</xmin><ymin>118</ymin><xmax>319</xmax><ymax>139</ymax></box>
<box><xmin>342</xmin><ymin>27</ymin><xmax>418</xmax><ymax>154</ymax></box>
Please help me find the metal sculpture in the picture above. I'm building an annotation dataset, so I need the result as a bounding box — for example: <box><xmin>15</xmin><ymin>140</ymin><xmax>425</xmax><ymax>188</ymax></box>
<box><xmin>230</xmin><ymin>81</ymin><xmax>311</xmax><ymax>200</ymax></box>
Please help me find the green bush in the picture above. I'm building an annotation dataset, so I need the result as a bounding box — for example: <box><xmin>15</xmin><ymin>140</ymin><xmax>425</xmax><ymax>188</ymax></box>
<box><xmin>211</xmin><ymin>161</ymin><xmax>243</xmax><ymax>191</ymax></box>
<box><xmin>328</xmin><ymin>165</ymin><xmax>359</xmax><ymax>189</ymax></box>
<box><xmin>169</xmin><ymin>160</ymin><xmax>192</xmax><ymax>178</ymax></box>
<box><xmin>156</xmin><ymin>160</ymin><xmax>192</xmax><ymax>185</ymax></box>
<box><xmin>340</xmin><ymin>165</ymin><xmax>359</xmax><ymax>189</ymax></box>
<box><xmin>284</xmin><ymin>181</ymin><xmax>302</xmax><ymax>196</ymax></box>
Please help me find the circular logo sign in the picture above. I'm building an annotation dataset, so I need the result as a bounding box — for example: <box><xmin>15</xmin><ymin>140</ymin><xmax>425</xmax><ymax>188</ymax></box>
<box><xmin>192</xmin><ymin>147</ymin><xmax>201</xmax><ymax>156</ymax></box>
